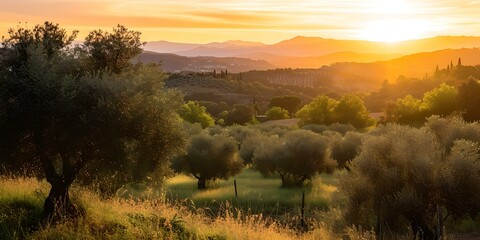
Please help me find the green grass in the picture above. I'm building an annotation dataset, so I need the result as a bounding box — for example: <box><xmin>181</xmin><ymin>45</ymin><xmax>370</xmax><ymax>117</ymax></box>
<box><xmin>0</xmin><ymin>177</ymin><xmax>342</xmax><ymax>239</ymax></box>
<box><xmin>163</xmin><ymin>168</ymin><xmax>343</xmax><ymax>220</ymax></box>
<box><xmin>3</xmin><ymin>175</ymin><xmax>478</xmax><ymax>239</ymax></box>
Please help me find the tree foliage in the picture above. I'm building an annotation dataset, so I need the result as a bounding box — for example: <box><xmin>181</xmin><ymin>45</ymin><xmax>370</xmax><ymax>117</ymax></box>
<box><xmin>268</xmin><ymin>95</ymin><xmax>301</xmax><ymax>117</ymax></box>
<box><xmin>253</xmin><ymin>130</ymin><xmax>336</xmax><ymax>187</ymax></box>
<box><xmin>0</xmin><ymin>23</ymin><xmax>184</xmax><ymax>220</ymax></box>
<box><xmin>457</xmin><ymin>78</ymin><xmax>480</xmax><ymax>121</ymax></box>
<box><xmin>224</xmin><ymin>105</ymin><xmax>255</xmax><ymax>126</ymax></box>
<box><xmin>172</xmin><ymin>133</ymin><xmax>243</xmax><ymax>189</ymax></box>
<box><xmin>296</xmin><ymin>95</ymin><xmax>337</xmax><ymax>126</ymax></box>
<box><xmin>334</xmin><ymin>94</ymin><xmax>375</xmax><ymax>128</ymax></box>
<box><xmin>83</xmin><ymin>25</ymin><xmax>144</xmax><ymax>73</ymax></box>
<box><xmin>265</xmin><ymin>106</ymin><xmax>290</xmax><ymax>120</ymax></box>
<box><xmin>421</xmin><ymin>83</ymin><xmax>458</xmax><ymax>116</ymax></box>
<box><xmin>384</xmin><ymin>83</ymin><xmax>459</xmax><ymax>125</ymax></box>
<box><xmin>179</xmin><ymin>101</ymin><xmax>215</xmax><ymax>128</ymax></box>
<box><xmin>343</xmin><ymin>125</ymin><xmax>442</xmax><ymax>237</ymax></box>
<box><xmin>344</xmin><ymin>121</ymin><xmax>480</xmax><ymax>238</ymax></box>
<box><xmin>1</xmin><ymin>21</ymin><xmax>78</xmax><ymax>61</ymax></box>
<box><xmin>238</xmin><ymin>130</ymin><xmax>270</xmax><ymax>165</ymax></box>
<box><xmin>330</xmin><ymin>131</ymin><xmax>363</xmax><ymax>170</ymax></box>
<box><xmin>296</xmin><ymin>94</ymin><xmax>374</xmax><ymax>128</ymax></box>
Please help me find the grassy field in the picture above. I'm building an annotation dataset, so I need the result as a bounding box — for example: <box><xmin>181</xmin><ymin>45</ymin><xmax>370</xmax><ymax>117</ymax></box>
<box><xmin>163</xmin><ymin>168</ymin><xmax>343</xmax><ymax>220</ymax></box>
<box><xmin>2</xmin><ymin>174</ymin><xmax>478</xmax><ymax>239</ymax></box>
<box><xmin>0</xmin><ymin>176</ymin><xmax>364</xmax><ymax>239</ymax></box>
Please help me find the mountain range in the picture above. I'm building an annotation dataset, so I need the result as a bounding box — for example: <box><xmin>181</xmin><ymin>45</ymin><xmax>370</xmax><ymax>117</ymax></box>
<box><xmin>145</xmin><ymin>36</ymin><xmax>480</xmax><ymax>61</ymax></box>
<box><xmin>140</xmin><ymin>36</ymin><xmax>480</xmax><ymax>78</ymax></box>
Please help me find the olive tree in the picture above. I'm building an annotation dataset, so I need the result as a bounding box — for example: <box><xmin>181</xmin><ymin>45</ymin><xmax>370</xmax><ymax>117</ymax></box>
<box><xmin>425</xmin><ymin>115</ymin><xmax>480</xmax><ymax>151</ymax></box>
<box><xmin>0</xmin><ymin>23</ymin><xmax>185</xmax><ymax>221</ymax></box>
<box><xmin>343</xmin><ymin>122</ymin><xmax>480</xmax><ymax>238</ymax></box>
<box><xmin>172</xmin><ymin>133</ymin><xmax>243</xmax><ymax>189</ymax></box>
<box><xmin>330</xmin><ymin>131</ymin><xmax>363</xmax><ymax>170</ymax></box>
<box><xmin>253</xmin><ymin>130</ymin><xmax>336</xmax><ymax>187</ymax></box>
<box><xmin>439</xmin><ymin>139</ymin><xmax>480</xmax><ymax>219</ymax></box>
<box><xmin>239</xmin><ymin>131</ymin><xmax>270</xmax><ymax>165</ymax></box>
<box><xmin>343</xmin><ymin>125</ymin><xmax>442</xmax><ymax>238</ymax></box>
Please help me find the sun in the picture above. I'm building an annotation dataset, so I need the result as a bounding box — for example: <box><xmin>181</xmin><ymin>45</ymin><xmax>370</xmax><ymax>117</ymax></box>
<box><xmin>359</xmin><ymin>19</ymin><xmax>430</xmax><ymax>42</ymax></box>
<box><xmin>357</xmin><ymin>0</ymin><xmax>430</xmax><ymax>42</ymax></box>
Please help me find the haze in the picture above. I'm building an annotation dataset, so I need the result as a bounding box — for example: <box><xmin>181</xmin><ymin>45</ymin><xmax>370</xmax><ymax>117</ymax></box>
<box><xmin>1</xmin><ymin>0</ymin><xmax>480</xmax><ymax>43</ymax></box>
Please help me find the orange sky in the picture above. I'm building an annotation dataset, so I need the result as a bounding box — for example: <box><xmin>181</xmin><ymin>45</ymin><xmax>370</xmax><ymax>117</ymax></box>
<box><xmin>1</xmin><ymin>0</ymin><xmax>480</xmax><ymax>43</ymax></box>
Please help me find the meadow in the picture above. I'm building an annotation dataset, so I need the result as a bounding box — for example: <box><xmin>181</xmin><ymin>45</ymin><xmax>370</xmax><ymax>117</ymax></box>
<box><xmin>0</xmin><ymin>176</ymin><xmax>364</xmax><ymax>240</ymax></box>
<box><xmin>163</xmin><ymin>168</ymin><xmax>340</xmax><ymax>216</ymax></box>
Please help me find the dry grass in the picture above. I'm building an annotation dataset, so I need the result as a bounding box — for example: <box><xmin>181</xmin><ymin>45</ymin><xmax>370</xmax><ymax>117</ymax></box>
<box><xmin>0</xmin><ymin>176</ymin><xmax>346</xmax><ymax>240</ymax></box>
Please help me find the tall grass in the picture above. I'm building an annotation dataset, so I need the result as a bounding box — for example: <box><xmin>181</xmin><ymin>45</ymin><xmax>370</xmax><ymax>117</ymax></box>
<box><xmin>2</xmin><ymin>174</ymin><xmax>478</xmax><ymax>239</ymax></box>
<box><xmin>0</xmin><ymin>176</ymin><xmax>344</xmax><ymax>239</ymax></box>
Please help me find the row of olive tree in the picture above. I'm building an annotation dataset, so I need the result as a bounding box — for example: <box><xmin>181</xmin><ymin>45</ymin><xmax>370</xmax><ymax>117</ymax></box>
<box><xmin>0</xmin><ymin>22</ymin><xmax>185</xmax><ymax>220</ymax></box>
<box><xmin>173</xmin><ymin>123</ymin><xmax>363</xmax><ymax>189</ymax></box>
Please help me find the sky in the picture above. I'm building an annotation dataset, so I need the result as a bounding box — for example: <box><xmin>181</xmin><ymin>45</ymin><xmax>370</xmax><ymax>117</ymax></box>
<box><xmin>1</xmin><ymin>0</ymin><xmax>480</xmax><ymax>44</ymax></box>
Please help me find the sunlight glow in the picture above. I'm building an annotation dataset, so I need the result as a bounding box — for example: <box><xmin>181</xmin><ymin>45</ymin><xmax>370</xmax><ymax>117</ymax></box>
<box><xmin>370</xmin><ymin>0</ymin><xmax>413</xmax><ymax>14</ymax></box>
<box><xmin>358</xmin><ymin>19</ymin><xmax>432</xmax><ymax>42</ymax></box>
<box><xmin>0</xmin><ymin>0</ymin><xmax>479</xmax><ymax>42</ymax></box>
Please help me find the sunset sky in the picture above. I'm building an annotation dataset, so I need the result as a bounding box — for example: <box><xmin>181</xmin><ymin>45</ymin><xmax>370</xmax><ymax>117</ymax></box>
<box><xmin>1</xmin><ymin>0</ymin><xmax>480</xmax><ymax>43</ymax></box>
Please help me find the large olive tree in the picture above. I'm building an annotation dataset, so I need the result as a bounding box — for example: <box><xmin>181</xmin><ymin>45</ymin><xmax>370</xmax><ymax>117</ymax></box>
<box><xmin>0</xmin><ymin>23</ymin><xmax>185</xmax><ymax>221</ymax></box>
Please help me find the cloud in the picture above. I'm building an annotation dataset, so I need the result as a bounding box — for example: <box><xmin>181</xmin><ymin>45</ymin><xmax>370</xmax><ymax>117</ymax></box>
<box><xmin>1</xmin><ymin>0</ymin><xmax>479</xmax><ymax>42</ymax></box>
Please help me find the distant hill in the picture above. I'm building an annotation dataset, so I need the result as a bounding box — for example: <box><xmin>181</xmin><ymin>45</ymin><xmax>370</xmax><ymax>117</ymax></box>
<box><xmin>136</xmin><ymin>51</ymin><xmax>274</xmax><ymax>73</ymax></box>
<box><xmin>144</xmin><ymin>40</ymin><xmax>265</xmax><ymax>55</ymax></box>
<box><xmin>238</xmin><ymin>48</ymin><xmax>480</xmax><ymax>94</ymax></box>
<box><xmin>375</xmin><ymin>48</ymin><xmax>480</xmax><ymax>79</ymax></box>
<box><xmin>143</xmin><ymin>41</ymin><xmax>200</xmax><ymax>53</ymax></box>
<box><xmin>264</xmin><ymin>36</ymin><xmax>480</xmax><ymax>57</ymax></box>
<box><xmin>144</xmin><ymin>36</ymin><xmax>480</xmax><ymax>69</ymax></box>
<box><xmin>264</xmin><ymin>52</ymin><xmax>402</xmax><ymax>68</ymax></box>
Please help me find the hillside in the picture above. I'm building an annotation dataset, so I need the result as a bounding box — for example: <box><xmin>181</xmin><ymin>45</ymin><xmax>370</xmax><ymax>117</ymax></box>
<box><xmin>237</xmin><ymin>48</ymin><xmax>480</xmax><ymax>94</ymax></box>
<box><xmin>143</xmin><ymin>36</ymin><xmax>480</xmax><ymax>70</ymax></box>
<box><xmin>163</xmin><ymin>73</ymin><xmax>334</xmax><ymax>112</ymax></box>
<box><xmin>144</xmin><ymin>36</ymin><xmax>480</xmax><ymax>67</ymax></box>
<box><xmin>136</xmin><ymin>51</ymin><xmax>274</xmax><ymax>73</ymax></box>
<box><xmin>375</xmin><ymin>48</ymin><xmax>480</xmax><ymax>79</ymax></box>
<box><xmin>265</xmin><ymin>51</ymin><xmax>401</xmax><ymax>68</ymax></box>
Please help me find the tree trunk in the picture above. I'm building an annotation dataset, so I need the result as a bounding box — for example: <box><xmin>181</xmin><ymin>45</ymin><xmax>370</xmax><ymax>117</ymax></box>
<box><xmin>42</xmin><ymin>179</ymin><xmax>77</xmax><ymax>221</ymax></box>
<box><xmin>411</xmin><ymin>216</ymin><xmax>434</xmax><ymax>240</ymax></box>
<box><xmin>197</xmin><ymin>178</ymin><xmax>207</xmax><ymax>190</ymax></box>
